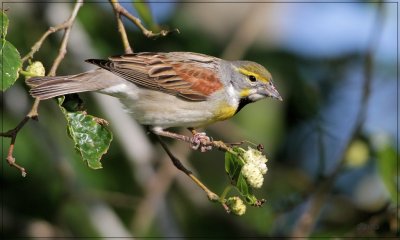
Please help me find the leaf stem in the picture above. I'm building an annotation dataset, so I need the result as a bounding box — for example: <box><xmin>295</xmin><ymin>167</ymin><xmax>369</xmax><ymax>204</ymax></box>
<box><xmin>220</xmin><ymin>185</ymin><xmax>233</xmax><ymax>202</ymax></box>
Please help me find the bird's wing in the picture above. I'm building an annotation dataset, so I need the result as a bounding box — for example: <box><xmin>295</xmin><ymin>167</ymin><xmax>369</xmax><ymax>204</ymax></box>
<box><xmin>86</xmin><ymin>52</ymin><xmax>224</xmax><ymax>102</ymax></box>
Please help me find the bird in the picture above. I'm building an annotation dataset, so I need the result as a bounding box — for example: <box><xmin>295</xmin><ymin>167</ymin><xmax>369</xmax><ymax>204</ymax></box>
<box><xmin>26</xmin><ymin>52</ymin><xmax>282</xmax><ymax>151</ymax></box>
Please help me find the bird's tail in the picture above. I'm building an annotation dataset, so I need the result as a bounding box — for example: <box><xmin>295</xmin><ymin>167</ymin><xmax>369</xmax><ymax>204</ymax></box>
<box><xmin>26</xmin><ymin>69</ymin><xmax>117</xmax><ymax>100</ymax></box>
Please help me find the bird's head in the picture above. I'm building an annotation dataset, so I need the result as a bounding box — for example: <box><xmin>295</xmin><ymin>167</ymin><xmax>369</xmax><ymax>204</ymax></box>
<box><xmin>230</xmin><ymin>61</ymin><xmax>282</xmax><ymax>103</ymax></box>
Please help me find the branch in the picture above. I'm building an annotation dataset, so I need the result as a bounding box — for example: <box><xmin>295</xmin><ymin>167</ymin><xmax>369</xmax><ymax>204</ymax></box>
<box><xmin>109</xmin><ymin>0</ymin><xmax>179</xmax><ymax>43</ymax></box>
<box><xmin>109</xmin><ymin>0</ymin><xmax>133</xmax><ymax>53</ymax></box>
<box><xmin>1</xmin><ymin>0</ymin><xmax>83</xmax><ymax>176</ymax></box>
<box><xmin>155</xmin><ymin>135</ymin><xmax>219</xmax><ymax>201</ymax></box>
<box><xmin>48</xmin><ymin>0</ymin><xmax>83</xmax><ymax>77</ymax></box>
<box><xmin>21</xmin><ymin>1</ymin><xmax>83</xmax><ymax>64</ymax></box>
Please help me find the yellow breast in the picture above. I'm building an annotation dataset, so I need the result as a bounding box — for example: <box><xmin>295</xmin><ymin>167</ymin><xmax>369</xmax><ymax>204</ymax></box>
<box><xmin>211</xmin><ymin>102</ymin><xmax>237</xmax><ymax>122</ymax></box>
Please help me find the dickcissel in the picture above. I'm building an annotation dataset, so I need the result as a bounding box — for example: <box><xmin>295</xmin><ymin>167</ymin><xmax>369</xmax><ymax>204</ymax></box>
<box><xmin>27</xmin><ymin>52</ymin><xmax>282</xmax><ymax>150</ymax></box>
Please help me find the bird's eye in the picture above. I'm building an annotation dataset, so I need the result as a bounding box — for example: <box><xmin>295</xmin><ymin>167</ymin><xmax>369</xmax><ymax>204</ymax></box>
<box><xmin>248</xmin><ymin>75</ymin><xmax>257</xmax><ymax>82</ymax></box>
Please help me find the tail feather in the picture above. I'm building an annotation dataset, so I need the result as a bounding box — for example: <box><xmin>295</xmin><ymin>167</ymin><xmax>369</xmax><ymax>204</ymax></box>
<box><xmin>26</xmin><ymin>69</ymin><xmax>119</xmax><ymax>100</ymax></box>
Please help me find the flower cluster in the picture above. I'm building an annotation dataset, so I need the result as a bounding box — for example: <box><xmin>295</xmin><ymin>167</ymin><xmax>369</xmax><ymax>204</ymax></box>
<box><xmin>241</xmin><ymin>147</ymin><xmax>268</xmax><ymax>189</ymax></box>
<box><xmin>25</xmin><ymin>61</ymin><xmax>45</xmax><ymax>79</ymax></box>
<box><xmin>226</xmin><ymin>196</ymin><xmax>246</xmax><ymax>216</ymax></box>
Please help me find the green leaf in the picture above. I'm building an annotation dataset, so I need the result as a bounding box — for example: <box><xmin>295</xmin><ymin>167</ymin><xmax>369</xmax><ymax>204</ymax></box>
<box><xmin>224</xmin><ymin>150</ymin><xmax>234</xmax><ymax>174</ymax></box>
<box><xmin>58</xmin><ymin>96</ymin><xmax>113</xmax><ymax>169</ymax></box>
<box><xmin>133</xmin><ymin>0</ymin><xmax>156</xmax><ymax>29</ymax></box>
<box><xmin>236</xmin><ymin>173</ymin><xmax>258</xmax><ymax>205</ymax></box>
<box><xmin>225</xmin><ymin>149</ymin><xmax>243</xmax><ymax>183</ymax></box>
<box><xmin>1</xmin><ymin>39</ymin><xmax>22</xmax><ymax>91</ymax></box>
<box><xmin>1</xmin><ymin>10</ymin><xmax>9</xmax><ymax>38</ymax></box>
<box><xmin>236</xmin><ymin>173</ymin><xmax>249</xmax><ymax>196</ymax></box>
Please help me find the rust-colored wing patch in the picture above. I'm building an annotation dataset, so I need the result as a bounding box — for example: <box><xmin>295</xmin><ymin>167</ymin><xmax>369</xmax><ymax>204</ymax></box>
<box><xmin>172</xmin><ymin>63</ymin><xmax>223</xmax><ymax>96</ymax></box>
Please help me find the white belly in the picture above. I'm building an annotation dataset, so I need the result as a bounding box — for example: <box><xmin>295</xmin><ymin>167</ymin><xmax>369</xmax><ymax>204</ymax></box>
<box><xmin>100</xmin><ymin>83</ymin><xmax>224</xmax><ymax>128</ymax></box>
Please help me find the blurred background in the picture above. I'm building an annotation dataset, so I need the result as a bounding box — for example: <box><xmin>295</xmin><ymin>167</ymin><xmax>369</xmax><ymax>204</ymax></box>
<box><xmin>2</xmin><ymin>0</ymin><xmax>397</xmax><ymax>238</ymax></box>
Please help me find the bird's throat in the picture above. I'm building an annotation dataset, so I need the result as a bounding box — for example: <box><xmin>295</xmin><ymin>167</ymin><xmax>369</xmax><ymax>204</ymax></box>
<box><xmin>211</xmin><ymin>97</ymin><xmax>254</xmax><ymax>123</ymax></box>
<box><xmin>234</xmin><ymin>97</ymin><xmax>254</xmax><ymax>115</ymax></box>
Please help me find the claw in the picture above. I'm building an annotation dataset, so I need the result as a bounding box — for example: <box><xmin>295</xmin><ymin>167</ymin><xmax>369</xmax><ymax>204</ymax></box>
<box><xmin>190</xmin><ymin>132</ymin><xmax>212</xmax><ymax>152</ymax></box>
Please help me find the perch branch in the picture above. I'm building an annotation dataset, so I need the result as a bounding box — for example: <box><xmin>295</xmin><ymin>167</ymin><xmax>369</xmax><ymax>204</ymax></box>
<box><xmin>154</xmin><ymin>134</ymin><xmax>219</xmax><ymax>201</ymax></box>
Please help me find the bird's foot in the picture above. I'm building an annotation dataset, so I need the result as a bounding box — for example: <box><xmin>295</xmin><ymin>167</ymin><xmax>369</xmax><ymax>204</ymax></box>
<box><xmin>190</xmin><ymin>132</ymin><xmax>212</xmax><ymax>152</ymax></box>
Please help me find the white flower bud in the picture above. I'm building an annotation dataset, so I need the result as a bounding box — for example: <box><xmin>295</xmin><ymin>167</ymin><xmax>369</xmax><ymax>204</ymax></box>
<box><xmin>243</xmin><ymin>147</ymin><xmax>268</xmax><ymax>164</ymax></box>
<box><xmin>258</xmin><ymin>162</ymin><xmax>268</xmax><ymax>175</ymax></box>
<box><xmin>25</xmin><ymin>61</ymin><xmax>45</xmax><ymax>80</ymax></box>
<box><xmin>242</xmin><ymin>147</ymin><xmax>268</xmax><ymax>178</ymax></box>
<box><xmin>226</xmin><ymin>196</ymin><xmax>246</xmax><ymax>216</ymax></box>
<box><xmin>241</xmin><ymin>162</ymin><xmax>264</xmax><ymax>189</ymax></box>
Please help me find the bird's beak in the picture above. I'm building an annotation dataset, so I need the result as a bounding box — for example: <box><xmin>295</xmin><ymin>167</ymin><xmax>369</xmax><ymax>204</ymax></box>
<box><xmin>259</xmin><ymin>83</ymin><xmax>283</xmax><ymax>101</ymax></box>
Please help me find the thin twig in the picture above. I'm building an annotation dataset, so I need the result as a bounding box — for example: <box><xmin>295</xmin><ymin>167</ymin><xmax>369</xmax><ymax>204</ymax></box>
<box><xmin>290</xmin><ymin>4</ymin><xmax>385</xmax><ymax>238</ymax></box>
<box><xmin>0</xmin><ymin>116</ymin><xmax>30</xmax><ymax>176</ymax></box>
<box><xmin>1</xmin><ymin>0</ymin><xmax>83</xmax><ymax>176</ymax></box>
<box><xmin>48</xmin><ymin>0</ymin><xmax>83</xmax><ymax>76</ymax></box>
<box><xmin>154</xmin><ymin>134</ymin><xmax>219</xmax><ymax>201</ymax></box>
<box><xmin>109</xmin><ymin>0</ymin><xmax>133</xmax><ymax>53</ymax></box>
<box><xmin>21</xmin><ymin>1</ymin><xmax>83</xmax><ymax>64</ymax></box>
<box><xmin>109</xmin><ymin>0</ymin><xmax>179</xmax><ymax>40</ymax></box>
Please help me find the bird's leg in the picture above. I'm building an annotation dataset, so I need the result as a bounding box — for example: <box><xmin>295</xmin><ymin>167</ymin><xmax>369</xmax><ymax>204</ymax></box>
<box><xmin>151</xmin><ymin>127</ymin><xmax>212</xmax><ymax>152</ymax></box>
<box><xmin>151</xmin><ymin>127</ymin><xmax>192</xmax><ymax>143</ymax></box>
<box><xmin>188</xmin><ymin>128</ymin><xmax>212</xmax><ymax>152</ymax></box>
<box><xmin>153</xmin><ymin>133</ymin><xmax>219</xmax><ymax>201</ymax></box>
